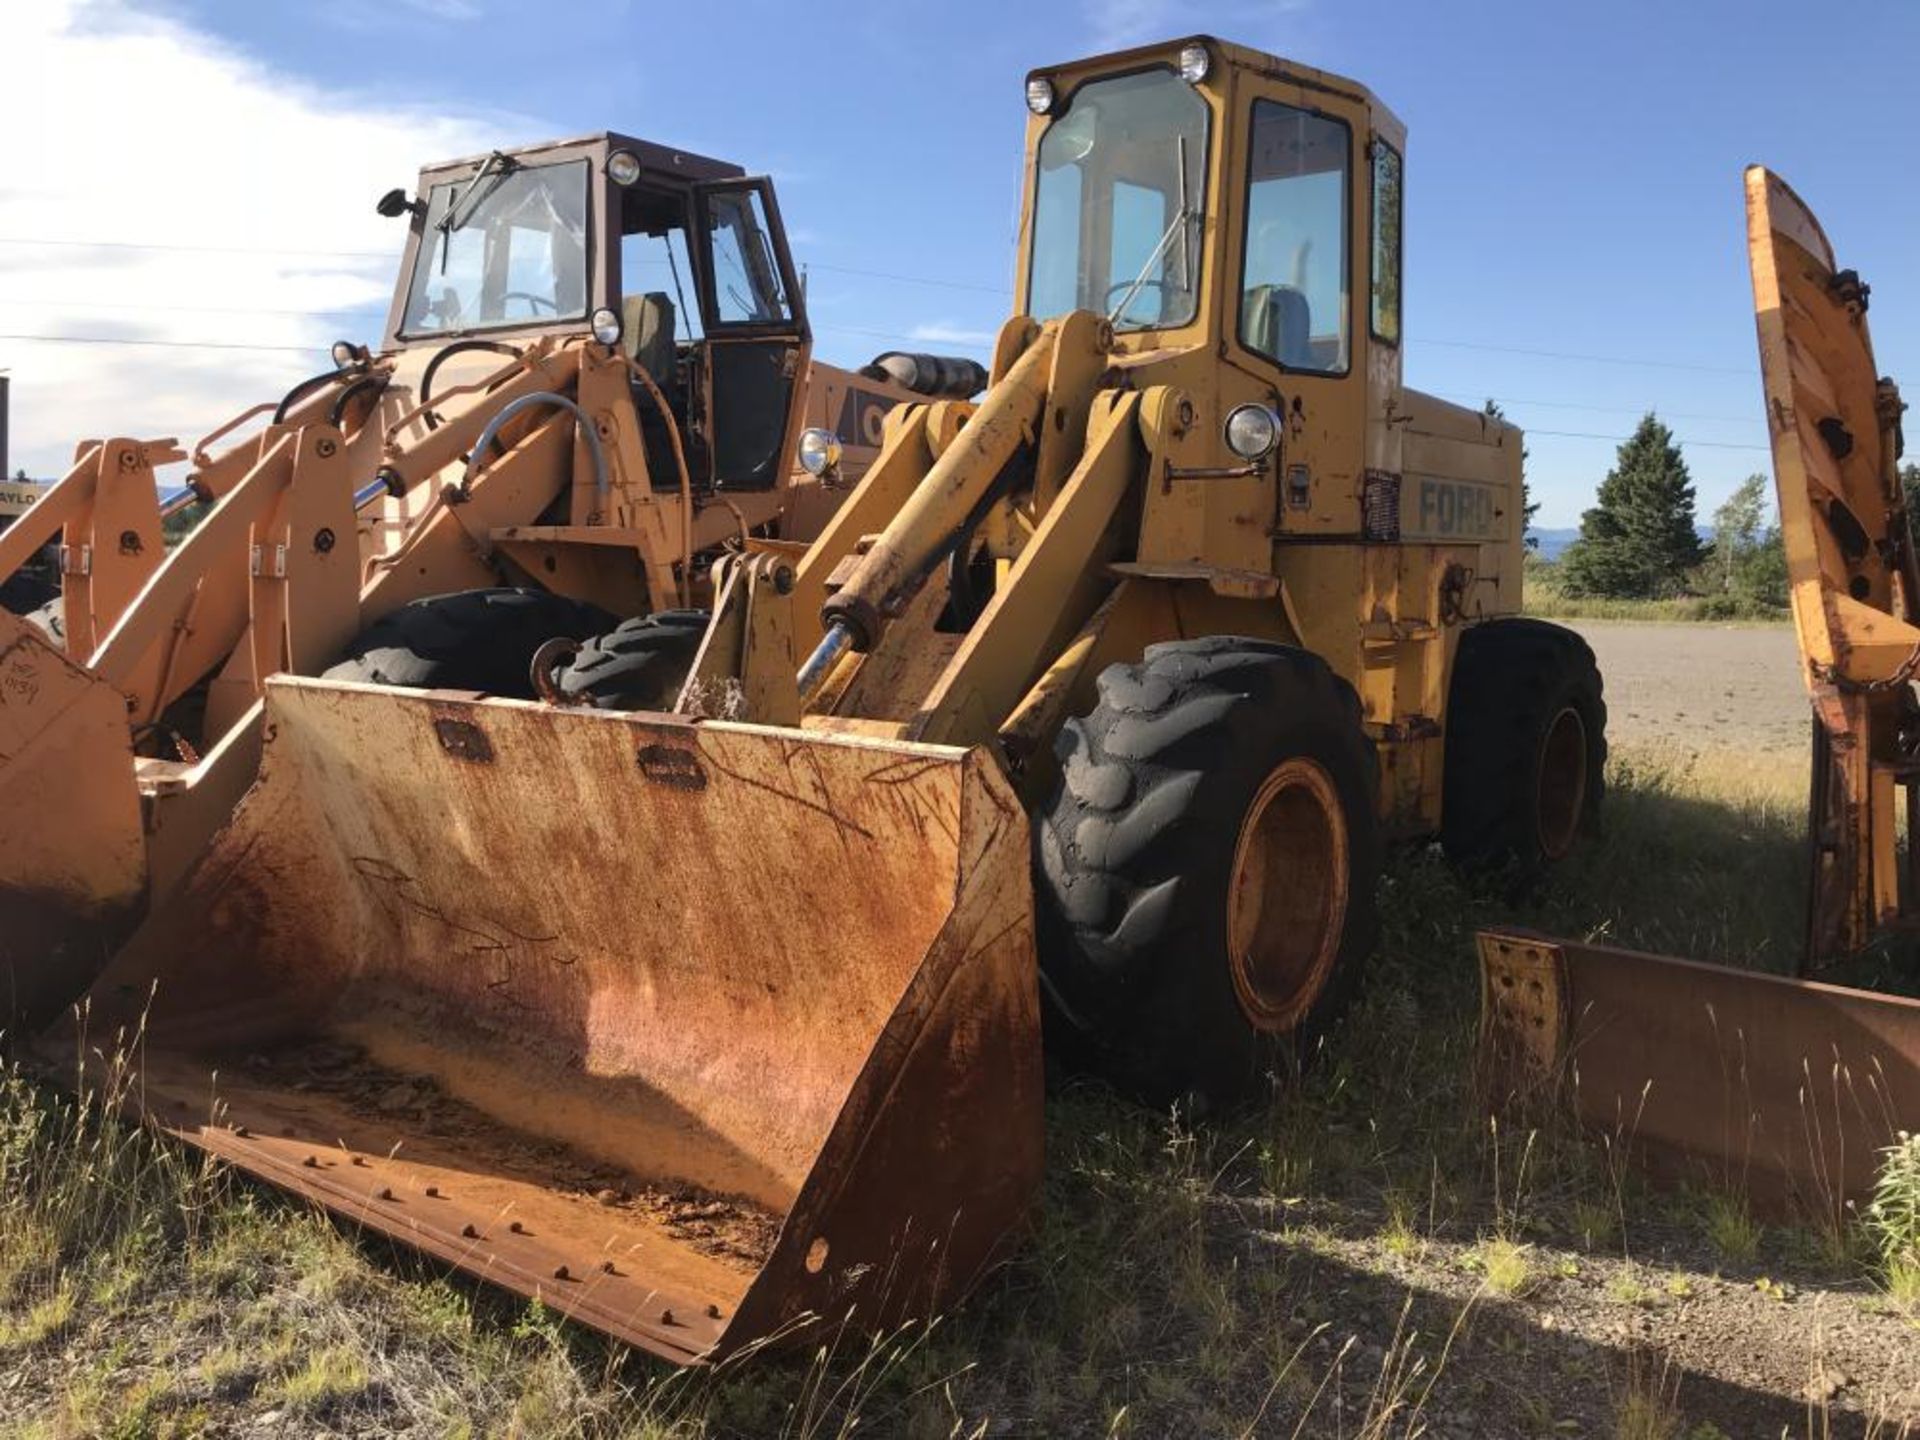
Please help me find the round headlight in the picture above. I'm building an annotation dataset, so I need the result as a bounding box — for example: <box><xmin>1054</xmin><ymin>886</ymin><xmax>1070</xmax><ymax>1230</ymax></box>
<box><xmin>607</xmin><ymin>149</ymin><xmax>642</xmax><ymax>187</ymax></box>
<box><xmin>1178</xmin><ymin>43</ymin><xmax>1211</xmax><ymax>85</ymax></box>
<box><xmin>589</xmin><ymin>307</ymin><xmax>623</xmax><ymax>347</ymax></box>
<box><xmin>330</xmin><ymin>339</ymin><xmax>361</xmax><ymax>369</ymax></box>
<box><xmin>1025</xmin><ymin>76</ymin><xmax>1055</xmax><ymax>115</ymax></box>
<box><xmin>1224</xmin><ymin>403</ymin><xmax>1281</xmax><ymax>461</ymax></box>
<box><xmin>796</xmin><ymin>427</ymin><xmax>843</xmax><ymax>477</ymax></box>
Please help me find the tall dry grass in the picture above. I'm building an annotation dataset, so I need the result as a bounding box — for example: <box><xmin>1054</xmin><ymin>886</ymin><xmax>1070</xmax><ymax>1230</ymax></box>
<box><xmin>2</xmin><ymin>744</ymin><xmax>1910</xmax><ymax>1436</ymax></box>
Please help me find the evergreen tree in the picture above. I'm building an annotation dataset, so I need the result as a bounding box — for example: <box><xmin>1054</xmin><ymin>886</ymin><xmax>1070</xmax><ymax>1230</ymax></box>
<box><xmin>1484</xmin><ymin>400</ymin><xmax>1539</xmax><ymax>546</ymax></box>
<box><xmin>1561</xmin><ymin>413</ymin><xmax>1707</xmax><ymax>598</ymax></box>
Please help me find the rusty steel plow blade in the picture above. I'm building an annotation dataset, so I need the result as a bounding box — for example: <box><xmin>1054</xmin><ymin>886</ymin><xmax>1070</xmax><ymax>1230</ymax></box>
<box><xmin>48</xmin><ymin>677</ymin><xmax>1044</xmax><ymax>1364</ymax></box>
<box><xmin>1478</xmin><ymin>929</ymin><xmax>1920</xmax><ymax>1216</ymax></box>
<box><xmin>0</xmin><ymin>610</ymin><xmax>145</xmax><ymax>1032</ymax></box>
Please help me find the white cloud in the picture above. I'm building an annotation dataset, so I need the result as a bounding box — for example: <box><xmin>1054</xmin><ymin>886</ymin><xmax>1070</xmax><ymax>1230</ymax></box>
<box><xmin>310</xmin><ymin>0</ymin><xmax>483</xmax><ymax>33</ymax></box>
<box><xmin>1081</xmin><ymin>0</ymin><xmax>1311</xmax><ymax>51</ymax></box>
<box><xmin>393</xmin><ymin>0</ymin><xmax>483</xmax><ymax>18</ymax></box>
<box><xmin>909</xmin><ymin>322</ymin><xmax>996</xmax><ymax>347</ymax></box>
<box><xmin>0</xmin><ymin>1</ymin><xmax>527</xmax><ymax>478</ymax></box>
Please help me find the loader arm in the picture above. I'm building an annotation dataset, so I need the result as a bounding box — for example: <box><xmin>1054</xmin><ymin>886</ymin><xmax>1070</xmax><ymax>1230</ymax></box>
<box><xmin>94</xmin><ymin>345</ymin><xmax>582</xmax><ymax>730</ymax></box>
<box><xmin>690</xmin><ymin>310</ymin><xmax>1163</xmax><ymax>752</ymax></box>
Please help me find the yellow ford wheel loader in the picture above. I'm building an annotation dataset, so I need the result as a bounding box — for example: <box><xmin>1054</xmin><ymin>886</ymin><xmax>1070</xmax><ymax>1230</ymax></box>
<box><xmin>38</xmin><ymin>39</ymin><xmax>1604</xmax><ymax>1362</ymax></box>
<box><xmin>1479</xmin><ymin>168</ymin><xmax>1919</xmax><ymax>1222</ymax></box>
<box><xmin>0</xmin><ymin>132</ymin><xmax>973</xmax><ymax>1029</ymax></box>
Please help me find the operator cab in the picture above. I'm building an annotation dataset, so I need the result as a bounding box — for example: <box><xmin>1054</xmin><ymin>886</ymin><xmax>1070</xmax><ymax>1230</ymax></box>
<box><xmin>1015</xmin><ymin>38</ymin><xmax>1418</xmax><ymax>550</ymax></box>
<box><xmin>379</xmin><ymin>132</ymin><xmax>810</xmax><ymax>494</ymax></box>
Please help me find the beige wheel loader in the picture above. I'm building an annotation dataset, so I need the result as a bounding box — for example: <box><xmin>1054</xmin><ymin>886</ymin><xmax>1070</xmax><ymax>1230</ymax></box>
<box><xmin>36</xmin><ymin>39</ymin><xmax>1605</xmax><ymax>1362</ymax></box>
<box><xmin>1479</xmin><ymin>168</ymin><xmax>1919</xmax><ymax>1221</ymax></box>
<box><xmin>0</xmin><ymin>131</ymin><xmax>978</xmax><ymax>1028</ymax></box>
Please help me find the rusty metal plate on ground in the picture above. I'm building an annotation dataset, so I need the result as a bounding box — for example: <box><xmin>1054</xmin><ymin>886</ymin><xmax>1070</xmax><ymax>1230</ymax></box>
<box><xmin>1478</xmin><ymin>929</ymin><xmax>1920</xmax><ymax>1219</ymax></box>
<box><xmin>48</xmin><ymin>675</ymin><xmax>1045</xmax><ymax>1363</ymax></box>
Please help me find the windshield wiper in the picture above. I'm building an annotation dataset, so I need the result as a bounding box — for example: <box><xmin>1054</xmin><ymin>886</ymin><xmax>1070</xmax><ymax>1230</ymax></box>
<box><xmin>436</xmin><ymin>151</ymin><xmax>517</xmax><ymax>273</ymax></box>
<box><xmin>1107</xmin><ymin>135</ymin><xmax>1195</xmax><ymax>328</ymax></box>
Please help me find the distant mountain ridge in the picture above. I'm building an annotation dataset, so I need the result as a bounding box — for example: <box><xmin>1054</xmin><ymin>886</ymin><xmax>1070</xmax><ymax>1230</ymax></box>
<box><xmin>1527</xmin><ymin>528</ymin><xmax>1580</xmax><ymax>560</ymax></box>
<box><xmin>1527</xmin><ymin>526</ymin><xmax>1715</xmax><ymax>561</ymax></box>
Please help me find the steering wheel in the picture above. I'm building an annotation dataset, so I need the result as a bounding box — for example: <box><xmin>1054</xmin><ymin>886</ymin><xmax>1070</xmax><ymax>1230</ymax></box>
<box><xmin>1102</xmin><ymin>277</ymin><xmax>1173</xmax><ymax>321</ymax></box>
<box><xmin>501</xmin><ymin>291</ymin><xmax>558</xmax><ymax>316</ymax></box>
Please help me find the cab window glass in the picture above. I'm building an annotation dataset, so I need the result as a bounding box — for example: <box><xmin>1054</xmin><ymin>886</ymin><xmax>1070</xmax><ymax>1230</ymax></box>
<box><xmin>619</xmin><ymin>228</ymin><xmax>703</xmax><ymax>342</ymax></box>
<box><xmin>1370</xmin><ymin>139</ymin><xmax>1402</xmax><ymax>345</ymax></box>
<box><xmin>1026</xmin><ymin>66</ymin><xmax>1209</xmax><ymax>330</ymax></box>
<box><xmin>1239</xmin><ymin>101</ymin><xmax>1350</xmax><ymax>374</ymax></box>
<box><xmin>402</xmin><ymin>159</ymin><xmax>588</xmax><ymax>334</ymax></box>
<box><xmin>1108</xmin><ymin>180</ymin><xmax>1170</xmax><ymax>320</ymax></box>
<box><xmin>1028</xmin><ymin>163</ymin><xmax>1082</xmax><ymax>318</ymax></box>
<box><xmin>706</xmin><ymin>188</ymin><xmax>790</xmax><ymax>326</ymax></box>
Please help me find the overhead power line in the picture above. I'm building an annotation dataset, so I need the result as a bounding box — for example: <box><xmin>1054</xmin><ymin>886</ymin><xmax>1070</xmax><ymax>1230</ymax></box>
<box><xmin>805</xmin><ymin>261</ymin><xmax>1008</xmax><ymax>296</ymax></box>
<box><xmin>1435</xmin><ymin>390</ymin><xmax>1763</xmax><ymax>427</ymax></box>
<box><xmin>1525</xmin><ymin>427</ymin><xmax>1770</xmax><ymax>453</ymax></box>
<box><xmin>0</xmin><ymin>314</ymin><xmax>991</xmax><ymax>360</ymax></box>
<box><xmin>1412</xmin><ymin>336</ymin><xmax>1757</xmax><ymax>377</ymax></box>
<box><xmin>0</xmin><ymin>235</ymin><xmax>1768</xmax><ymax>376</ymax></box>
<box><xmin>0</xmin><ymin>234</ymin><xmax>394</xmax><ymax>261</ymax></box>
<box><xmin>0</xmin><ymin>332</ymin><xmax>321</xmax><ymax>355</ymax></box>
<box><xmin>1</xmin><ymin>335</ymin><xmax>1767</xmax><ymax>449</ymax></box>
<box><xmin>0</xmin><ymin>295</ymin><xmax>387</xmax><ymax>321</ymax></box>
<box><xmin>0</xmin><ymin>234</ymin><xmax>1014</xmax><ymax>297</ymax></box>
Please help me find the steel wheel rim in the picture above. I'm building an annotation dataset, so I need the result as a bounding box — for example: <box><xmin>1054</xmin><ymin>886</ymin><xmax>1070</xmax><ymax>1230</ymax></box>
<box><xmin>1535</xmin><ymin>704</ymin><xmax>1588</xmax><ymax>861</ymax></box>
<box><xmin>1226</xmin><ymin>757</ymin><xmax>1350</xmax><ymax>1032</ymax></box>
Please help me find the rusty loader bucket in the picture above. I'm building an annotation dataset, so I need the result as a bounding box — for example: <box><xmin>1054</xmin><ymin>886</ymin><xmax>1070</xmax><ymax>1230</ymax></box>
<box><xmin>0</xmin><ymin>612</ymin><xmax>146</xmax><ymax>1031</ymax></box>
<box><xmin>1479</xmin><ymin>930</ymin><xmax>1920</xmax><ymax>1220</ymax></box>
<box><xmin>48</xmin><ymin>676</ymin><xmax>1043</xmax><ymax>1363</ymax></box>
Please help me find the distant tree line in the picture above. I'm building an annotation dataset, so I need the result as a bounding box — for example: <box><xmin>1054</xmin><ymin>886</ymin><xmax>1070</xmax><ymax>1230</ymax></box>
<box><xmin>1548</xmin><ymin>412</ymin><xmax>1920</xmax><ymax>614</ymax></box>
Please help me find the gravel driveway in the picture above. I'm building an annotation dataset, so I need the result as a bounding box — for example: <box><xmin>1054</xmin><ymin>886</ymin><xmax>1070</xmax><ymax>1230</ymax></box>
<box><xmin>1567</xmin><ymin>620</ymin><xmax>1808</xmax><ymax>759</ymax></box>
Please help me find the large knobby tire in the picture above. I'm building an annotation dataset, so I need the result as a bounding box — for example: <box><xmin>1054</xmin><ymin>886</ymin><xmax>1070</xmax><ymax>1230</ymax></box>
<box><xmin>323</xmin><ymin>588</ymin><xmax>615</xmax><ymax>698</ymax></box>
<box><xmin>1441</xmin><ymin>618</ymin><xmax>1607</xmax><ymax>872</ymax></box>
<box><xmin>2</xmin><ymin>572</ymin><xmax>59</xmax><ymax>620</ymax></box>
<box><xmin>1035</xmin><ymin>637</ymin><xmax>1383</xmax><ymax>1111</ymax></box>
<box><xmin>555</xmin><ymin>609</ymin><xmax>710</xmax><ymax>711</ymax></box>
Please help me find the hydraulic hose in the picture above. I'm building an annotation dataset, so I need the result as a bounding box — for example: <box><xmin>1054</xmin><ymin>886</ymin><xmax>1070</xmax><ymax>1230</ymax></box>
<box><xmin>328</xmin><ymin>373</ymin><xmax>389</xmax><ymax>430</ymax></box>
<box><xmin>460</xmin><ymin>391</ymin><xmax>606</xmax><ymax>509</ymax></box>
<box><xmin>419</xmin><ymin>340</ymin><xmax>522</xmax><ymax>430</ymax></box>
<box><xmin>272</xmin><ymin>367</ymin><xmax>355</xmax><ymax>426</ymax></box>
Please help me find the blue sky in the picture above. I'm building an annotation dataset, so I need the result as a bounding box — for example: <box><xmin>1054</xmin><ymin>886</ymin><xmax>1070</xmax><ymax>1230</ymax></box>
<box><xmin>4</xmin><ymin>0</ymin><xmax>1916</xmax><ymax>527</ymax></box>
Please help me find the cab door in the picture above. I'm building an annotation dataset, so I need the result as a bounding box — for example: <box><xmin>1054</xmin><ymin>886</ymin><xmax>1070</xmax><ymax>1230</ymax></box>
<box><xmin>692</xmin><ymin>178</ymin><xmax>809</xmax><ymax>491</ymax></box>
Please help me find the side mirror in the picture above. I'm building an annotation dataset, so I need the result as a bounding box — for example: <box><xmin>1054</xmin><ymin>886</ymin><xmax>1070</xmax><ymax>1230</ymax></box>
<box><xmin>376</xmin><ymin>188</ymin><xmax>422</xmax><ymax>220</ymax></box>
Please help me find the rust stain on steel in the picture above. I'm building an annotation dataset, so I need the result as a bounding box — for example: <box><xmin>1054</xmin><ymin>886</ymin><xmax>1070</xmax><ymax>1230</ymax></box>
<box><xmin>47</xmin><ymin>676</ymin><xmax>1044</xmax><ymax>1363</ymax></box>
<box><xmin>432</xmin><ymin>714</ymin><xmax>494</xmax><ymax>763</ymax></box>
<box><xmin>1478</xmin><ymin>929</ymin><xmax>1920</xmax><ymax>1221</ymax></box>
<box><xmin>0</xmin><ymin>612</ymin><xmax>146</xmax><ymax>1031</ymax></box>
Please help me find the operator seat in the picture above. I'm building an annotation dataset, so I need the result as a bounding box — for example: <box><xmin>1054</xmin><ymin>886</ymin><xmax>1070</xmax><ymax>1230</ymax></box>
<box><xmin>1242</xmin><ymin>284</ymin><xmax>1312</xmax><ymax>370</ymax></box>
<box><xmin>621</xmin><ymin>292</ymin><xmax>677</xmax><ymax>383</ymax></box>
<box><xmin>621</xmin><ymin>292</ymin><xmax>687</xmax><ymax>490</ymax></box>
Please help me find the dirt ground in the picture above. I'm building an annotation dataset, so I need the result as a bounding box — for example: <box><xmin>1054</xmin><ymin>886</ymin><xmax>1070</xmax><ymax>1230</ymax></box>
<box><xmin>7</xmin><ymin>619</ymin><xmax>1917</xmax><ymax>1438</ymax></box>
<box><xmin>1571</xmin><ymin>620</ymin><xmax>1808</xmax><ymax>759</ymax></box>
